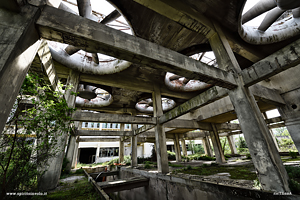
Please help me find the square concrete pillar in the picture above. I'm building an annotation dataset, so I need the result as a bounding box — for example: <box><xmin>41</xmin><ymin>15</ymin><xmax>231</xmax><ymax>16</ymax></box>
<box><xmin>277</xmin><ymin>90</ymin><xmax>300</xmax><ymax>153</ymax></box>
<box><xmin>65</xmin><ymin>134</ymin><xmax>77</xmax><ymax>170</ymax></box>
<box><xmin>71</xmin><ymin>137</ymin><xmax>80</xmax><ymax>169</ymax></box>
<box><xmin>173</xmin><ymin>134</ymin><xmax>182</xmax><ymax>162</ymax></box>
<box><xmin>209</xmin><ymin>124</ymin><xmax>226</xmax><ymax>164</ymax></box>
<box><xmin>152</xmin><ymin>85</ymin><xmax>169</xmax><ymax>173</ymax></box>
<box><xmin>0</xmin><ymin>6</ymin><xmax>41</xmax><ymax>134</ymax></box>
<box><xmin>119</xmin><ymin>124</ymin><xmax>125</xmax><ymax>163</ymax></box>
<box><xmin>66</xmin><ymin>119</ymin><xmax>82</xmax><ymax>170</ymax></box>
<box><xmin>131</xmin><ymin>124</ymin><xmax>138</xmax><ymax>167</ymax></box>
<box><xmin>209</xmin><ymin>24</ymin><xmax>290</xmax><ymax>192</ymax></box>
<box><xmin>202</xmin><ymin>136</ymin><xmax>213</xmax><ymax>157</ymax></box>
<box><xmin>227</xmin><ymin>135</ymin><xmax>237</xmax><ymax>155</ymax></box>
<box><xmin>181</xmin><ymin>139</ymin><xmax>188</xmax><ymax>157</ymax></box>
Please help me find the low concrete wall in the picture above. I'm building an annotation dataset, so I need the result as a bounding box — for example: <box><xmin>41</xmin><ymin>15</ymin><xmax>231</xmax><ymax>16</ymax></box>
<box><xmin>109</xmin><ymin>167</ymin><xmax>299</xmax><ymax>200</ymax></box>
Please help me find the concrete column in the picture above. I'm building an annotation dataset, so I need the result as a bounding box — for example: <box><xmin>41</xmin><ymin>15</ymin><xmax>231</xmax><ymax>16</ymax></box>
<box><xmin>96</xmin><ymin>143</ymin><xmax>100</xmax><ymax>162</ymax></box>
<box><xmin>65</xmin><ymin>120</ymin><xmax>81</xmax><ymax>170</ymax></box>
<box><xmin>202</xmin><ymin>136</ymin><xmax>213</xmax><ymax>157</ymax></box>
<box><xmin>119</xmin><ymin>124</ymin><xmax>125</xmax><ymax>163</ymax></box>
<box><xmin>262</xmin><ymin>112</ymin><xmax>280</xmax><ymax>151</ymax></box>
<box><xmin>152</xmin><ymin>85</ymin><xmax>169</xmax><ymax>173</ymax></box>
<box><xmin>277</xmin><ymin>89</ymin><xmax>300</xmax><ymax>153</ymax></box>
<box><xmin>181</xmin><ymin>139</ymin><xmax>187</xmax><ymax>157</ymax></box>
<box><xmin>71</xmin><ymin>137</ymin><xmax>79</xmax><ymax>168</ymax></box>
<box><xmin>38</xmin><ymin>70</ymin><xmax>79</xmax><ymax>191</ymax></box>
<box><xmin>210</xmin><ymin>24</ymin><xmax>290</xmax><ymax>192</ymax></box>
<box><xmin>0</xmin><ymin>6</ymin><xmax>41</xmax><ymax>134</ymax></box>
<box><xmin>209</xmin><ymin>124</ymin><xmax>226</xmax><ymax>163</ymax></box>
<box><xmin>131</xmin><ymin>124</ymin><xmax>138</xmax><ymax>167</ymax></box>
<box><xmin>71</xmin><ymin>122</ymin><xmax>82</xmax><ymax>169</ymax></box>
<box><xmin>65</xmin><ymin>134</ymin><xmax>76</xmax><ymax>170</ymax></box>
<box><xmin>173</xmin><ymin>134</ymin><xmax>182</xmax><ymax>162</ymax></box>
<box><xmin>227</xmin><ymin>135</ymin><xmax>237</xmax><ymax>155</ymax></box>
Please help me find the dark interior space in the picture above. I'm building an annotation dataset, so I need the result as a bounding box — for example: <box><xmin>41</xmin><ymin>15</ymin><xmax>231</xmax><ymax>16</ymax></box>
<box><xmin>79</xmin><ymin>148</ymin><xmax>96</xmax><ymax>164</ymax></box>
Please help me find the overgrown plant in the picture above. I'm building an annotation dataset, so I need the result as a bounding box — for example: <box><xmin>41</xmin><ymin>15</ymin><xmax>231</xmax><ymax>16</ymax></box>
<box><xmin>187</xmin><ymin>140</ymin><xmax>204</xmax><ymax>154</ymax></box>
<box><xmin>0</xmin><ymin>73</ymin><xmax>75</xmax><ymax>199</ymax></box>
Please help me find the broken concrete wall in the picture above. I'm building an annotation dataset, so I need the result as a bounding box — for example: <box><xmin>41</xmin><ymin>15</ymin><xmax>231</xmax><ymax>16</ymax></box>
<box><xmin>109</xmin><ymin>167</ymin><xmax>298</xmax><ymax>200</ymax></box>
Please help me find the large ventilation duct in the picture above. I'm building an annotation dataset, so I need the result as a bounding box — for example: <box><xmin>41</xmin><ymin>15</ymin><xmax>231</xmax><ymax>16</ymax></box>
<box><xmin>239</xmin><ymin>0</ymin><xmax>300</xmax><ymax>44</ymax></box>
<box><xmin>48</xmin><ymin>1</ymin><xmax>132</xmax><ymax>74</ymax></box>
<box><xmin>164</xmin><ymin>72</ymin><xmax>211</xmax><ymax>92</ymax></box>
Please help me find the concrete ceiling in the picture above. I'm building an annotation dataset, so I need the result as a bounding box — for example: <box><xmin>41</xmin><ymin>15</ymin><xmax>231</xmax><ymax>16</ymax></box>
<box><xmin>30</xmin><ymin>0</ymin><xmax>298</xmax><ymax>124</ymax></box>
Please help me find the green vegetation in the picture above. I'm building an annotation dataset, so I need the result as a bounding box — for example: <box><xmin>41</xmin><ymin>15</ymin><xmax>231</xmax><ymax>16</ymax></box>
<box><xmin>144</xmin><ymin>164</ymin><xmax>151</xmax><ymax>169</ymax></box>
<box><xmin>274</xmin><ymin>127</ymin><xmax>297</xmax><ymax>152</ymax></box>
<box><xmin>175</xmin><ymin>164</ymin><xmax>257</xmax><ymax>180</ymax></box>
<box><xmin>167</xmin><ymin>151</ymin><xmax>176</xmax><ymax>160</ymax></box>
<box><xmin>237</xmin><ymin>136</ymin><xmax>249</xmax><ymax>154</ymax></box>
<box><xmin>188</xmin><ymin>140</ymin><xmax>205</xmax><ymax>154</ymax></box>
<box><xmin>224</xmin><ymin>155</ymin><xmax>231</xmax><ymax>159</ymax></box>
<box><xmin>289</xmin><ymin>151</ymin><xmax>298</xmax><ymax>159</ymax></box>
<box><xmin>219</xmin><ymin>137</ymin><xmax>232</xmax><ymax>155</ymax></box>
<box><xmin>246</xmin><ymin>154</ymin><xmax>252</xmax><ymax>159</ymax></box>
<box><xmin>33</xmin><ymin>179</ymin><xmax>99</xmax><ymax>200</ymax></box>
<box><xmin>61</xmin><ymin>158</ymin><xmax>70</xmax><ymax>177</ymax></box>
<box><xmin>188</xmin><ymin>153</ymin><xmax>216</xmax><ymax>161</ymax></box>
<box><xmin>168</xmin><ymin>162</ymin><xmax>184</xmax><ymax>168</ymax></box>
<box><xmin>0</xmin><ymin>73</ymin><xmax>75</xmax><ymax>199</ymax></box>
<box><xmin>285</xmin><ymin>166</ymin><xmax>300</xmax><ymax>194</ymax></box>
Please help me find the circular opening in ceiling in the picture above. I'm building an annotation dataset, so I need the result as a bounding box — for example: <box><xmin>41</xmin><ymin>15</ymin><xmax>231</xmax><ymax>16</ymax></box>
<box><xmin>190</xmin><ymin>51</ymin><xmax>216</xmax><ymax>66</ymax></box>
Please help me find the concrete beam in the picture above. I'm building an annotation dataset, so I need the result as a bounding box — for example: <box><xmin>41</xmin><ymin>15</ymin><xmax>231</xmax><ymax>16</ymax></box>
<box><xmin>242</xmin><ymin>38</ymin><xmax>300</xmax><ymax>87</ymax></box>
<box><xmin>79</xmin><ymin>138</ymin><xmax>120</xmax><ymax>142</ymax></box>
<box><xmin>133</xmin><ymin>125</ymin><xmax>155</xmax><ymax>136</ymax></box>
<box><xmin>80</xmin><ymin>74</ymin><xmax>199</xmax><ymax>100</ymax></box>
<box><xmin>215</xmin><ymin>123</ymin><xmax>240</xmax><ymax>131</ymax></box>
<box><xmin>134</xmin><ymin>0</ymin><xmax>263</xmax><ymax>63</ymax></box>
<box><xmin>77</xmin><ymin>130</ymin><xmax>133</xmax><ymax>137</ymax></box>
<box><xmin>36</xmin><ymin>40</ymin><xmax>59</xmax><ymax>91</ymax></box>
<box><xmin>265</xmin><ymin>116</ymin><xmax>283</xmax><ymax>124</ymax></box>
<box><xmin>159</xmin><ymin>86</ymin><xmax>228</xmax><ymax>124</ymax></box>
<box><xmin>269</xmin><ymin>123</ymin><xmax>285</xmax><ymax>129</ymax></box>
<box><xmin>133</xmin><ymin>0</ymin><xmax>215</xmax><ymax>38</ymax></box>
<box><xmin>164</xmin><ymin>119</ymin><xmax>212</xmax><ymax>130</ymax></box>
<box><xmin>182</xmin><ymin>85</ymin><xmax>284</xmax><ymax>123</ymax></box>
<box><xmin>72</xmin><ymin>111</ymin><xmax>156</xmax><ymax>124</ymax></box>
<box><xmin>0</xmin><ymin>0</ymin><xmax>20</xmax><ymax>12</ymax></box>
<box><xmin>250</xmin><ymin>85</ymin><xmax>285</xmax><ymax>106</ymax></box>
<box><xmin>36</xmin><ymin>6</ymin><xmax>237</xmax><ymax>89</ymax></box>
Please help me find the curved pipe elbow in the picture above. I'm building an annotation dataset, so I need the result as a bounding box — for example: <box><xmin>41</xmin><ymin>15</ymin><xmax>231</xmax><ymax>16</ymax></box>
<box><xmin>75</xmin><ymin>94</ymin><xmax>113</xmax><ymax>108</ymax></box>
<box><xmin>49</xmin><ymin>42</ymin><xmax>132</xmax><ymax>75</ymax></box>
<box><xmin>164</xmin><ymin>72</ymin><xmax>211</xmax><ymax>92</ymax></box>
<box><xmin>135</xmin><ymin>99</ymin><xmax>176</xmax><ymax>113</ymax></box>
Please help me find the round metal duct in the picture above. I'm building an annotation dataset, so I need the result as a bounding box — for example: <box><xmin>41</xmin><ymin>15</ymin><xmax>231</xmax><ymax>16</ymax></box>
<box><xmin>135</xmin><ymin>98</ymin><xmax>176</xmax><ymax>113</ymax></box>
<box><xmin>239</xmin><ymin>0</ymin><xmax>300</xmax><ymax>44</ymax></box>
<box><xmin>77</xmin><ymin>84</ymin><xmax>97</xmax><ymax>100</ymax></box>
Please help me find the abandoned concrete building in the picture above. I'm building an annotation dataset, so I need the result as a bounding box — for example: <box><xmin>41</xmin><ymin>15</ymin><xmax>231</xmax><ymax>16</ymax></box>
<box><xmin>2</xmin><ymin>0</ymin><xmax>300</xmax><ymax>199</ymax></box>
